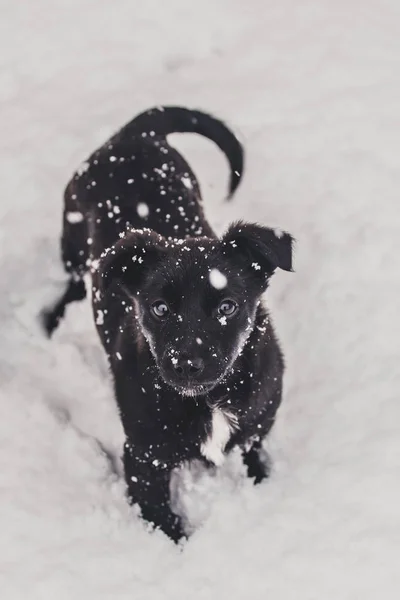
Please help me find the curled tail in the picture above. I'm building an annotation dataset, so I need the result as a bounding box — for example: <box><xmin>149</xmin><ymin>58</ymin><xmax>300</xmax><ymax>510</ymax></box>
<box><xmin>116</xmin><ymin>106</ymin><xmax>244</xmax><ymax>199</ymax></box>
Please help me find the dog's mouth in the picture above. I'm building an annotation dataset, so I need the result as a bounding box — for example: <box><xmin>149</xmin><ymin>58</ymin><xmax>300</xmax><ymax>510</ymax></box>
<box><xmin>157</xmin><ymin>371</ymin><xmax>221</xmax><ymax>396</ymax></box>
<box><xmin>158</xmin><ymin>358</ymin><xmax>233</xmax><ymax>398</ymax></box>
<box><xmin>172</xmin><ymin>383</ymin><xmax>213</xmax><ymax>397</ymax></box>
<box><xmin>163</xmin><ymin>375</ymin><xmax>228</xmax><ymax>397</ymax></box>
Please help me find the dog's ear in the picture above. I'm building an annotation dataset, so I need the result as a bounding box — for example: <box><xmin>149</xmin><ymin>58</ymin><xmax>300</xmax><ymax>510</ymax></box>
<box><xmin>99</xmin><ymin>229</ymin><xmax>167</xmax><ymax>293</ymax></box>
<box><xmin>221</xmin><ymin>221</ymin><xmax>294</xmax><ymax>287</ymax></box>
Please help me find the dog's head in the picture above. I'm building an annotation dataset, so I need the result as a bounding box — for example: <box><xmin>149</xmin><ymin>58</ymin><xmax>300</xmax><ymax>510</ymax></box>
<box><xmin>99</xmin><ymin>222</ymin><xmax>293</xmax><ymax>396</ymax></box>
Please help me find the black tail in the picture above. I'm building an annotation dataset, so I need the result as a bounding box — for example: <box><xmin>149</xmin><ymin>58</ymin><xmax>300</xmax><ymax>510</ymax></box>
<box><xmin>117</xmin><ymin>106</ymin><xmax>244</xmax><ymax>199</ymax></box>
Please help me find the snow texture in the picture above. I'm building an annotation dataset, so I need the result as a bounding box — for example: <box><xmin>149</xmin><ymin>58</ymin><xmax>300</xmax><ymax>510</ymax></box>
<box><xmin>1</xmin><ymin>1</ymin><xmax>400</xmax><ymax>598</ymax></box>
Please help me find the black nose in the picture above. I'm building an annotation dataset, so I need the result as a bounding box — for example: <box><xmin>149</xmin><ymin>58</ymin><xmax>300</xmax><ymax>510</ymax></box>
<box><xmin>173</xmin><ymin>356</ymin><xmax>204</xmax><ymax>379</ymax></box>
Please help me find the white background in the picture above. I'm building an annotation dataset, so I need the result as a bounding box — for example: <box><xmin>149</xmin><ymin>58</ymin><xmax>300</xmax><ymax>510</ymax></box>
<box><xmin>1</xmin><ymin>0</ymin><xmax>399</xmax><ymax>598</ymax></box>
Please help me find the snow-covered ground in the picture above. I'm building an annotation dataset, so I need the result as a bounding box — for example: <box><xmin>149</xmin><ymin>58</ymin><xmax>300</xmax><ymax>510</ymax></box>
<box><xmin>1</xmin><ymin>0</ymin><xmax>400</xmax><ymax>597</ymax></box>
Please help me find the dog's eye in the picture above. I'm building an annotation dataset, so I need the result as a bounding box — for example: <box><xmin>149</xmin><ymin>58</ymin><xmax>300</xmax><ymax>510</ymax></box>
<box><xmin>218</xmin><ymin>299</ymin><xmax>238</xmax><ymax>317</ymax></box>
<box><xmin>151</xmin><ymin>300</ymin><xmax>170</xmax><ymax>319</ymax></box>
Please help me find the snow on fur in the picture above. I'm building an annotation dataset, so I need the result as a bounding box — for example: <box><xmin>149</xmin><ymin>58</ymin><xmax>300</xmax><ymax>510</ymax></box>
<box><xmin>1</xmin><ymin>1</ymin><xmax>400</xmax><ymax>598</ymax></box>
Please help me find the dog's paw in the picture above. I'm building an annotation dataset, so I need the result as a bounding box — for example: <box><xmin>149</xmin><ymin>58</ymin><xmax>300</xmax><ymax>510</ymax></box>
<box><xmin>40</xmin><ymin>308</ymin><xmax>60</xmax><ymax>338</ymax></box>
<box><xmin>243</xmin><ymin>445</ymin><xmax>270</xmax><ymax>484</ymax></box>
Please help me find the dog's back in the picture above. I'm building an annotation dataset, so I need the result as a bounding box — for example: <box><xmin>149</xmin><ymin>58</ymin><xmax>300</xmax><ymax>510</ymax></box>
<box><xmin>44</xmin><ymin>106</ymin><xmax>244</xmax><ymax>336</ymax></box>
<box><xmin>66</xmin><ymin>106</ymin><xmax>243</xmax><ymax>275</ymax></box>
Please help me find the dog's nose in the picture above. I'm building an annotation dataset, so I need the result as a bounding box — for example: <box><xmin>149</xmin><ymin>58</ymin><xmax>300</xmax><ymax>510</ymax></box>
<box><xmin>173</xmin><ymin>356</ymin><xmax>204</xmax><ymax>379</ymax></box>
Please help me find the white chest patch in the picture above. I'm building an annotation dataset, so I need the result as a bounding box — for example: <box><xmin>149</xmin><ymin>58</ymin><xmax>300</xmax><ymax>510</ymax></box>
<box><xmin>200</xmin><ymin>408</ymin><xmax>239</xmax><ymax>466</ymax></box>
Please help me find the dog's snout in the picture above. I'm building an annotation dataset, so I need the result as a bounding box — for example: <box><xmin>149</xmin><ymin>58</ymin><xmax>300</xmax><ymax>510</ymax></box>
<box><xmin>173</xmin><ymin>356</ymin><xmax>204</xmax><ymax>379</ymax></box>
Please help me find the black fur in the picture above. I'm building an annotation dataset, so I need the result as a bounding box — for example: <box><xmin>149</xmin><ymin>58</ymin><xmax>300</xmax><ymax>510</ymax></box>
<box><xmin>44</xmin><ymin>106</ymin><xmax>294</xmax><ymax>542</ymax></box>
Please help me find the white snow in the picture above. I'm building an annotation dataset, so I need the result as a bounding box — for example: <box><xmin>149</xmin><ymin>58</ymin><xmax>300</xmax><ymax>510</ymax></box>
<box><xmin>274</xmin><ymin>227</ymin><xmax>284</xmax><ymax>239</ymax></box>
<box><xmin>1</xmin><ymin>1</ymin><xmax>400</xmax><ymax>598</ymax></box>
<box><xmin>137</xmin><ymin>202</ymin><xmax>149</xmax><ymax>218</ymax></box>
<box><xmin>66</xmin><ymin>211</ymin><xmax>84</xmax><ymax>224</ymax></box>
<box><xmin>209</xmin><ymin>268</ymin><xmax>228</xmax><ymax>289</ymax></box>
<box><xmin>77</xmin><ymin>161</ymin><xmax>90</xmax><ymax>175</ymax></box>
<box><xmin>181</xmin><ymin>176</ymin><xmax>192</xmax><ymax>189</ymax></box>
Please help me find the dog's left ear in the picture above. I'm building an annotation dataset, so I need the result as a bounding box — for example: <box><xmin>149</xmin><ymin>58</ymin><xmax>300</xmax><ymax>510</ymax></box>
<box><xmin>98</xmin><ymin>229</ymin><xmax>167</xmax><ymax>294</ymax></box>
<box><xmin>221</xmin><ymin>221</ymin><xmax>294</xmax><ymax>286</ymax></box>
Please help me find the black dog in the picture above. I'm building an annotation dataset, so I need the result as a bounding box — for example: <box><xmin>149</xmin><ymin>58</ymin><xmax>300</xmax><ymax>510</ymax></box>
<box><xmin>44</xmin><ymin>106</ymin><xmax>294</xmax><ymax>542</ymax></box>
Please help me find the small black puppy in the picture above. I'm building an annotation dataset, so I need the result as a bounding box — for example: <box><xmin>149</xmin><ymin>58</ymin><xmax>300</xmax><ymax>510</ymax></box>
<box><xmin>44</xmin><ymin>106</ymin><xmax>294</xmax><ymax>542</ymax></box>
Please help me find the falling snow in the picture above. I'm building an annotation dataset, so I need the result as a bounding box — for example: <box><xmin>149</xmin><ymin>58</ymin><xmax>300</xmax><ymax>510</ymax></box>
<box><xmin>181</xmin><ymin>176</ymin><xmax>192</xmax><ymax>189</ymax></box>
<box><xmin>77</xmin><ymin>161</ymin><xmax>90</xmax><ymax>175</ymax></box>
<box><xmin>137</xmin><ymin>202</ymin><xmax>149</xmax><ymax>218</ymax></box>
<box><xmin>209</xmin><ymin>269</ymin><xmax>227</xmax><ymax>289</ymax></box>
<box><xmin>66</xmin><ymin>211</ymin><xmax>84</xmax><ymax>224</ymax></box>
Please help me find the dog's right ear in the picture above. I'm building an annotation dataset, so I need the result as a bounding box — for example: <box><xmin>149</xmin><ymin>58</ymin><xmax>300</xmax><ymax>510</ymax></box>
<box><xmin>221</xmin><ymin>221</ymin><xmax>294</xmax><ymax>289</ymax></box>
<box><xmin>98</xmin><ymin>229</ymin><xmax>167</xmax><ymax>293</ymax></box>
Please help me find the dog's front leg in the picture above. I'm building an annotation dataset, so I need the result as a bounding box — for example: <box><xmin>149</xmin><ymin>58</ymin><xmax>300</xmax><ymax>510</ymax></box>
<box><xmin>242</xmin><ymin>438</ymin><xmax>270</xmax><ymax>484</ymax></box>
<box><xmin>123</xmin><ymin>443</ymin><xmax>184</xmax><ymax>543</ymax></box>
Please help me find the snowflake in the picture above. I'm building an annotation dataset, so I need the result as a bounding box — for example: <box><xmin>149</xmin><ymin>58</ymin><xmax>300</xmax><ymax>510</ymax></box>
<box><xmin>209</xmin><ymin>268</ymin><xmax>227</xmax><ymax>289</ymax></box>
<box><xmin>137</xmin><ymin>203</ymin><xmax>149</xmax><ymax>218</ymax></box>
<box><xmin>66</xmin><ymin>211</ymin><xmax>84</xmax><ymax>224</ymax></box>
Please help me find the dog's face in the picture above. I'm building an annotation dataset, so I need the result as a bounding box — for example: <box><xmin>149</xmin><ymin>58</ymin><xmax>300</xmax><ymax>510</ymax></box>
<box><xmin>100</xmin><ymin>222</ymin><xmax>293</xmax><ymax>396</ymax></box>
